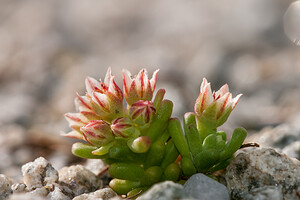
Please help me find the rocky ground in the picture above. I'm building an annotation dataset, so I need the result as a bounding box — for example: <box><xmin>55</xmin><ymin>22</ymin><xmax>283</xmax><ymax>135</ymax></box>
<box><xmin>0</xmin><ymin>0</ymin><xmax>300</xmax><ymax>199</ymax></box>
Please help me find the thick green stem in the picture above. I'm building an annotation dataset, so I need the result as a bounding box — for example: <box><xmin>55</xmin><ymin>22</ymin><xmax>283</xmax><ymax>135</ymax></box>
<box><xmin>146</xmin><ymin>100</ymin><xmax>173</xmax><ymax>142</ymax></box>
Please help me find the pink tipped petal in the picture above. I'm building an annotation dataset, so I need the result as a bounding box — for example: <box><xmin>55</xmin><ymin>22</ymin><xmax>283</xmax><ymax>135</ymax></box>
<box><xmin>92</xmin><ymin>92</ymin><xmax>110</xmax><ymax>112</ymax></box>
<box><xmin>201</xmin><ymin>83</ymin><xmax>214</xmax><ymax>111</ymax></box>
<box><xmin>109</xmin><ymin>76</ymin><xmax>123</xmax><ymax>99</ymax></box>
<box><xmin>85</xmin><ymin>77</ymin><xmax>101</xmax><ymax>95</ymax></box>
<box><xmin>216</xmin><ymin>92</ymin><xmax>231</xmax><ymax>117</ymax></box>
<box><xmin>214</xmin><ymin>84</ymin><xmax>229</xmax><ymax>100</ymax></box>
<box><xmin>61</xmin><ymin>130</ymin><xmax>84</xmax><ymax>140</ymax></box>
<box><xmin>232</xmin><ymin>94</ymin><xmax>242</xmax><ymax>109</ymax></box>
<box><xmin>122</xmin><ymin>69</ymin><xmax>133</xmax><ymax>96</ymax></box>
<box><xmin>150</xmin><ymin>69</ymin><xmax>159</xmax><ymax>92</ymax></box>
<box><xmin>200</xmin><ymin>78</ymin><xmax>209</xmax><ymax>93</ymax></box>
<box><xmin>75</xmin><ymin>94</ymin><xmax>92</xmax><ymax>112</ymax></box>
<box><xmin>104</xmin><ymin>67</ymin><xmax>112</xmax><ymax>85</ymax></box>
<box><xmin>136</xmin><ymin>69</ymin><xmax>147</xmax><ymax>98</ymax></box>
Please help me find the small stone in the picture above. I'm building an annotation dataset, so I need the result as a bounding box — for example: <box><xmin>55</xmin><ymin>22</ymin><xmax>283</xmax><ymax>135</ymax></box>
<box><xmin>244</xmin><ymin>186</ymin><xmax>283</xmax><ymax>200</ymax></box>
<box><xmin>11</xmin><ymin>183</ymin><xmax>26</xmax><ymax>193</ymax></box>
<box><xmin>137</xmin><ymin>181</ymin><xmax>194</xmax><ymax>200</ymax></box>
<box><xmin>58</xmin><ymin>165</ymin><xmax>101</xmax><ymax>197</ymax></box>
<box><xmin>29</xmin><ymin>187</ymin><xmax>49</xmax><ymax>197</ymax></box>
<box><xmin>0</xmin><ymin>174</ymin><xmax>13</xmax><ymax>200</ymax></box>
<box><xmin>9</xmin><ymin>187</ymin><xmax>49</xmax><ymax>200</ymax></box>
<box><xmin>84</xmin><ymin>159</ymin><xmax>107</xmax><ymax>176</ymax></box>
<box><xmin>225</xmin><ymin>147</ymin><xmax>300</xmax><ymax>200</ymax></box>
<box><xmin>184</xmin><ymin>173</ymin><xmax>230</xmax><ymax>200</ymax></box>
<box><xmin>47</xmin><ymin>186</ymin><xmax>71</xmax><ymax>200</ymax></box>
<box><xmin>21</xmin><ymin>157</ymin><xmax>58</xmax><ymax>191</ymax></box>
<box><xmin>73</xmin><ymin>188</ymin><xmax>119</xmax><ymax>200</ymax></box>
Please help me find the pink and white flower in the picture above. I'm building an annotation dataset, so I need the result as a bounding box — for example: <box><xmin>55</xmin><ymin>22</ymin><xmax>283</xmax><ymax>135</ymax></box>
<box><xmin>194</xmin><ymin>78</ymin><xmax>242</xmax><ymax>127</ymax></box>
<box><xmin>80</xmin><ymin>120</ymin><xmax>114</xmax><ymax>147</ymax></box>
<box><xmin>123</xmin><ymin>69</ymin><xmax>159</xmax><ymax>106</ymax></box>
<box><xmin>85</xmin><ymin>68</ymin><xmax>124</xmax><ymax>122</ymax></box>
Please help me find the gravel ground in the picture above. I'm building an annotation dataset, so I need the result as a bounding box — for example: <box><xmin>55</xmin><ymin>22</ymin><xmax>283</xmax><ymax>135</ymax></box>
<box><xmin>0</xmin><ymin>0</ymin><xmax>299</xmax><ymax>193</ymax></box>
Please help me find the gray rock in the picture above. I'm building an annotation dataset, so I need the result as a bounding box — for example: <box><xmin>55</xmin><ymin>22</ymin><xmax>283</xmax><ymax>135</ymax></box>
<box><xmin>225</xmin><ymin>147</ymin><xmax>300</xmax><ymax>200</ymax></box>
<box><xmin>72</xmin><ymin>188</ymin><xmax>120</xmax><ymax>200</ymax></box>
<box><xmin>21</xmin><ymin>157</ymin><xmax>58</xmax><ymax>191</ymax></box>
<box><xmin>282</xmin><ymin>141</ymin><xmax>300</xmax><ymax>160</ymax></box>
<box><xmin>184</xmin><ymin>173</ymin><xmax>229</xmax><ymax>200</ymax></box>
<box><xmin>7</xmin><ymin>191</ymin><xmax>47</xmax><ymax>200</ymax></box>
<box><xmin>244</xmin><ymin>186</ymin><xmax>283</xmax><ymax>200</ymax></box>
<box><xmin>137</xmin><ymin>181</ymin><xmax>195</xmax><ymax>200</ymax></box>
<box><xmin>58</xmin><ymin>165</ymin><xmax>101</xmax><ymax>197</ymax></box>
<box><xmin>11</xmin><ymin>183</ymin><xmax>26</xmax><ymax>193</ymax></box>
<box><xmin>0</xmin><ymin>174</ymin><xmax>13</xmax><ymax>200</ymax></box>
<box><xmin>47</xmin><ymin>186</ymin><xmax>71</xmax><ymax>200</ymax></box>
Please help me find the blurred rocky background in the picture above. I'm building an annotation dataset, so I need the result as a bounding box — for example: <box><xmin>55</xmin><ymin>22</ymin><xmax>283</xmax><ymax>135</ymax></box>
<box><xmin>0</xmin><ymin>0</ymin><xmax>299</xmax><ymax>181</ymax></box>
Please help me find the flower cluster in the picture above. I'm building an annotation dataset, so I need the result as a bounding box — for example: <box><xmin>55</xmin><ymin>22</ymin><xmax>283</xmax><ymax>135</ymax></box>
<box><xmin>63</xmin><ymin>68</ymin><xmax>247</xmax><ymax>197</ymax></box>
<box><xmin>64</xmin><ymin>68</ymin><xmax>159</xmax><ymax>155</ymax></box>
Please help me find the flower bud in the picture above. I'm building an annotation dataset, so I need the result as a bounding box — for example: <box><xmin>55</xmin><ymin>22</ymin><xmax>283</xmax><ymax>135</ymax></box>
<box><xmin>129</xmin><ymin>100</ymin><xmax>156</xmax><ymax>125</ymax></box>
<box><xmin>111</xmin><ymin>117</ymin><xmax>137</xmax><ymax>138</ymax></box>
<box><xmin>123</xmin><ymin>69</ymin><xmax>159</xmax><ymax>106</ymax></box>
<box><xmin>194</xmin><ymin>78</ymin><xmax>242</xmax><ymax>128</ymax></box>
<box><xmin>80</xmin><ymin>120</ymin><xmax>114</xmax><ymax>147</ymax></box>
<box><xmin>127</xmin><ymin>136</ymin><xmax>152</xmax><ymax>153</ymax></box>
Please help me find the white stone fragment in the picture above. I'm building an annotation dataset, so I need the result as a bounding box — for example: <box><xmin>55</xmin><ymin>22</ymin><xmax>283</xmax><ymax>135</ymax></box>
<box><xmin>0</xmin><ymin>174</ymin><xmax>13</xmax><ymax>200</ymax></box>
<box><xmin>72</xmin><ymin>188</ymin><xmax>120</xmax><ymax>200</ymax></box>
<box><xmin>47</xmin><ymin>186</ymin><xmax>71</xmax><ymax>200</ymax></box>
<box><xmin>21</xmin><ymin>157</ymin><xmax>58</xmax><ymax>191</ymax></box>
<box><xmin>58</xmin><ymin>165</ymin><xmax>101</xmax><ymax>197</ymax></box>
<box><xmin>11</xmin><ymin>183</ymin><xmax>26</xmax><ymax>193</ymax></box>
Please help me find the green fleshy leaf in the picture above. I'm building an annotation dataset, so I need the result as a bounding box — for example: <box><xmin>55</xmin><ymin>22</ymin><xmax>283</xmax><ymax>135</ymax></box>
<box><xmin>72</xmin><ymin>142</ymin><xmax>107</xmax><ymax>159</ymax></box>
<box><xmin>144</xmin><ymin>140</ymin><xmax>166</xmax><ymax>168</ymax></box>
<box><xmin>141</xmin><ymin>166</ymin><xmax>163</xmax><ymax>186</ymax></box>
<box><xmin>168</xmin><ymin>118</ymin><xmax>191</xmax><ymax>158</ymax></box>
<box><xmin>153</xmin><ymin>89</ymin><xmax>165</xmax><ymax>110</ymax></box>
<box><xmin>186</xmin><ymin>123</ymin><xmax>203</xmax><ymax>158</ymax></box>
<box><xmin>108</xmin><ymin>144</ymin><xmax>145</xmax><ymax>163</ymax></box>
<box><xmin>194</xmin><ymin>149</ymin><xmax>219</xmax><ymax>171</ymax></box>
<box><xmin>162</xmin><ymin>163</ymin><xmax>181</xmax><ymax>182</ymax></box>
<box><xmin>160</xmin><ymin>139</ymin><xmax>179</xmax><ymax>170</ymax></box>
<box><xmin>181</xmin><ymin>157</ymin><xmax>197</xmax><ymax>176</ymax></box>
<box><xmin>109</xmin><ymin>163</ymin><xmax>145</xmax><ymax>181</ymax></box>
<box><xmin>220</xmin><ymin>127</ymin><xmax>247</xmax><ymax>160</ymax></box>
<box><xmin>109</xmin><ymin>179</ymin><xmax>141</xmax><ymax>195</ymax></box>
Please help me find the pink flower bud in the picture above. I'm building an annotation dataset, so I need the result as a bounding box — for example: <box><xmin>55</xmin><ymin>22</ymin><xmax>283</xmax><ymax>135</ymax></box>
<box><xmin>123</xmin><ymin>69</ymin><xmax>159</xmax><ymax>106</ymax></box>
<box><xmin>80</xmin><ymin>120</ymin><xmax>114</xmax><ymax>147</ymax></box>
<box><xmin>129</xmin><ymin>100</ymin><xmax>156</xmax><ymax>125</ymax></box>
<box><xmin>85</xmin><ymin>68</ymin><xmax>124</xmax><ymax>121</ymax></box>
<box><xmin>111</xmin><ymin>117</ymin><xmax>137</xmax><ymax>138</ymax></box>
<box><xmin>127</xmin><ymin>136</ymin><xmax>152</xmax><ymax>153</ymax></box>
<box><xmin>194</xmin><ymin>78</ymin><xmax>242</xmax><ymax>127</ymax></box>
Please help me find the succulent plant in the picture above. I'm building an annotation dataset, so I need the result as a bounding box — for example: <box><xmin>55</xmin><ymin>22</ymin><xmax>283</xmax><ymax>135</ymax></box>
<box><xmin>63</xmin><ymin>68</ymin><xmax>247</xmax><ymax>196</ymax></box>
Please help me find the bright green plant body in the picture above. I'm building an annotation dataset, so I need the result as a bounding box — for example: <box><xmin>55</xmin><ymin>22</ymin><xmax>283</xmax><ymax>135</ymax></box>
<box><xmin>64</xmin><ymin>68</ymin><xmax>247</xmax><ymax>196</ymax></box>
